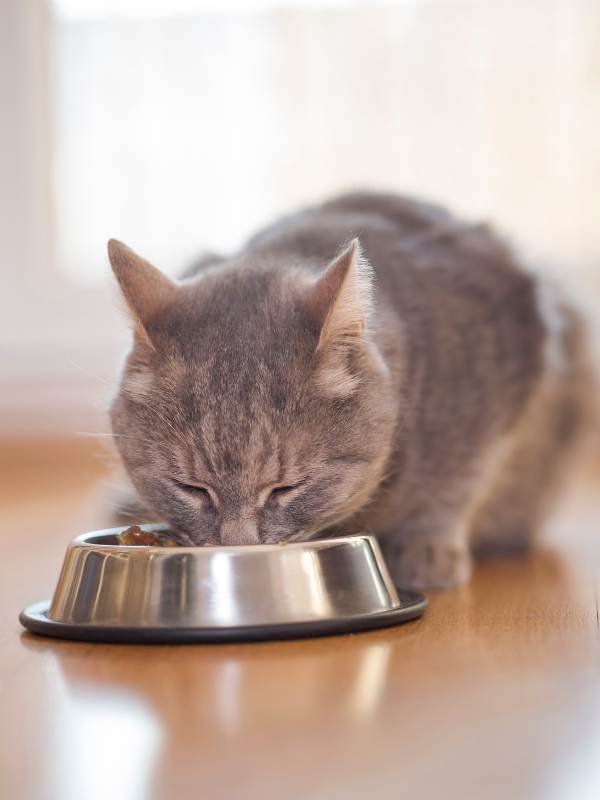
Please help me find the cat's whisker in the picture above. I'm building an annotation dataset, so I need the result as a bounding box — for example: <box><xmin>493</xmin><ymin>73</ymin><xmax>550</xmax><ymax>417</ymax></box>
<box><xmin>133</xmin><ymin>398</ymin><xmax>190</xmax><ymax>449</ymax></box>
<box><xmin>75</xmin><ymin>430</ymin><xmax>162</xmax><ymax>450</ymax></box>
<box><xmin>65</xmin><ymin>358</ymin><xmax>113</xmax><ymax>387</ymax></box>
<box><xmin>75</xmin><ymin>431</ymin><xmax>119</xmax><ymax>438</ymax></box>
<box><xmin>287</xmin><ymin>525</ymin><xmax>334</xmax><ymax>544</ymax></box>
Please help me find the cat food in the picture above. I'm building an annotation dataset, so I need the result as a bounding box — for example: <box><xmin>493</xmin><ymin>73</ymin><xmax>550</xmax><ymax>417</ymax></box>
<box><xmin>116</xmin><ymin>525</ymin><xmax>179</xmax><ymax>547</ymax></box>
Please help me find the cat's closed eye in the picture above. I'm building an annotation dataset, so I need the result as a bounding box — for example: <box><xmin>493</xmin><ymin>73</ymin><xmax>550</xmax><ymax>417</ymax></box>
<box><xmin>173</xmin><ymin>481</ymin><xmax>212</xmax><ymax>506</ymax></box>
<box><xmin>265</xmin><ymin>482</ymin><xmax>305</xmax><ymax>507</ymax></box>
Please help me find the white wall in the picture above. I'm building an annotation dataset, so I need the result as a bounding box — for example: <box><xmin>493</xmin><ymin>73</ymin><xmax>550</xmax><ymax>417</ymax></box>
<box><xmin>1</xmin><ymin>0</ymin><xmax>599</xmax><ymax>437</ymax></box>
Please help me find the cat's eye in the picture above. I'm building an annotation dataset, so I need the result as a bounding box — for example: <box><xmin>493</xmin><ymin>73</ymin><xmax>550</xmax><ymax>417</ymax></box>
<box><xmin>265</xmin><ymin>483</ymin><xmax>303</xmax><ymax>506</ymax></box>
<box><xmin>173</xmin><ymin>481</ymin><xmax>212</xmax><ymax>505</ymax></box>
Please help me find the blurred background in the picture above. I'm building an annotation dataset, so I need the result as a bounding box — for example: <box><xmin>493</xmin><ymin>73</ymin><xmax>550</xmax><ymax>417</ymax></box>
<box><xmin>1</xmin><ymin>0</ymin><xmax>599</xmax><ymax>439</ymax></box>
<box><xmin>3</xmin><ymin>6</ymin><xmax>600</xmax><ymax>799</ymax></box>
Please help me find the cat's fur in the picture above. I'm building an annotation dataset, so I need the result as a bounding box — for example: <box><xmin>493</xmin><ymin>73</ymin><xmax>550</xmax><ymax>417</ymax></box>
<box><xmin>108</xmin><ymin>192</ymin><xmax>590</xmax><ymax>589</ymax></box>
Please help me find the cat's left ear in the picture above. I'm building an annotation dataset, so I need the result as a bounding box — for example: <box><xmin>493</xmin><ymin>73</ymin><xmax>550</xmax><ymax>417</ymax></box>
<box><xmin>308</xmin><ymin>238</ymin><xmax>374</xmax><ymax>397</ymax></box>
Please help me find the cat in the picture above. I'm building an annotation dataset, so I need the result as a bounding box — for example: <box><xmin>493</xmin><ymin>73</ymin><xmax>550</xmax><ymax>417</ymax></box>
<box><xmin>107</xmin><ymin>192</ymin><xmax>590</xmax><ymax>589</ymax></box>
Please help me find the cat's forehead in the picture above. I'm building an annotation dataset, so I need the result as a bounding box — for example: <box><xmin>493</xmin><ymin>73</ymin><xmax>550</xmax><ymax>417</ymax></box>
<box><xmin>175</xmin><ymin>267</ymin><xmax>315</xmax><ymax>353</ymax></box>
<box><xmin>174</xmin><ymin>347</ymin><xmax>305</xmax><ymax>420</ymax></box>
<box><xmin>151</xmin><ymin>351</ymin><xmax>319</xmax><ymax>487</ymax></box>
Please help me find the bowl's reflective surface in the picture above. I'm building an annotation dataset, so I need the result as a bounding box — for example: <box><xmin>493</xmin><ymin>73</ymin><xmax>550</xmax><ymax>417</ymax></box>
<box><xmin>48</xmin><ymin>526</ymin><xmax>401</xmax><ymax>628</ymax></box>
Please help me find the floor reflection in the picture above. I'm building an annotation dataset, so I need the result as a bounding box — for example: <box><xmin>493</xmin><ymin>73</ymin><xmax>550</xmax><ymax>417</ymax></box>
<box><xmin>31</xmin><ymin>631</ymin><xmax>399</xmax><ymax>731</ymax></box>
<box><xmin>46</xmin><ymin>658</ymin><xmax>162</xmax><ymax>800</ymax></box>
<box><xmin>21</xmin><ymin>624</ymin><xmax>412</xmax><ymax>797</ymax></box>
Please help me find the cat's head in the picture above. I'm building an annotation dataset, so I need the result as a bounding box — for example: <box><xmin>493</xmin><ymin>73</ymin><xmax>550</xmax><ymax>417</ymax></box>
<box><xmin>108</xmin><ymin>238</ymin><xmax>396</xmax><ymax>544</ymax></box>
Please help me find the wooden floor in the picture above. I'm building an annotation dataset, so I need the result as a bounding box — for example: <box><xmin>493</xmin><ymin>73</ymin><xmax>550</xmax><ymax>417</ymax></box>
<box><xmin>2</xmin><ymin>440</ymin><xmax>600</xmax><ymax>800</ymax></box>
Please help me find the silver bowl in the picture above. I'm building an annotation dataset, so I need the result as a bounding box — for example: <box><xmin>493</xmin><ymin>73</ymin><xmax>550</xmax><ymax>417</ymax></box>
<box><xmin>20</xmin><ymin>525</ymin><xmax>426</xmax><ymax>643</ymax></box>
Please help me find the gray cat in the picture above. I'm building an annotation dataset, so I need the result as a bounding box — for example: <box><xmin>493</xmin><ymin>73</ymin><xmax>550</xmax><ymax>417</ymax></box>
<box><xmin>108</xmin><ymin>192</ymin><xmax>590</xmax><ymax>589</ymax></box>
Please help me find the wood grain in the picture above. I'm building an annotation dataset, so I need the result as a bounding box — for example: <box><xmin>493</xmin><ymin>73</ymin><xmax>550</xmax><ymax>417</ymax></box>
<box><xmin>1</xmin><ymin>440</ymin><xmax>600</xmax><ymax>800</ymax></box>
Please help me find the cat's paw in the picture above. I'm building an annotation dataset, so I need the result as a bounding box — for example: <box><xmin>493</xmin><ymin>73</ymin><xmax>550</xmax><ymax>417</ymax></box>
<box><xmin>380</xmin><ymin>537</ymin><xmax>472</xmax><ymax>591</ymax></box>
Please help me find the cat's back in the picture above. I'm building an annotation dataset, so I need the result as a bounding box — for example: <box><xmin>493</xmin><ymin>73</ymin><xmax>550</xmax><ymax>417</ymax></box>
<box><xmin>189</xmin><ymin>191</ymin><xmax>544</xmax><ymax>365</ymax></box>
<box><xmin>247</xmin><ymin>191</ymin><xmax>518</xmax><ymax>274</ymax></box>
<box><xmin>245</xmin><ymin>190</ymin><xmax>459</xmax><ymax>259</ymax></box>
<box><xmin>251</xmin><ymin>191</ymin><xmax>548</xmax><ymax>403</ymax></box>
<box><xmin>245</xmin><ymin>191</ymin><xmax>535</xmax><ymax>313</ymax></box>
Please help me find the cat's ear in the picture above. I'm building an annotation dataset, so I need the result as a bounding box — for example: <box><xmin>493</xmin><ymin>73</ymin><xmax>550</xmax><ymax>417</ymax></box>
<box><xmin>107</xmin><ymin>239</ymin><xmax>177</xmax><ymax>348</ymax></box>
<box><xmin>311</xmin><ymin>238</ymin><xmax>373</xmax><ymax>349</ymax></box>
<box><xmin>309</xmin><ymin>238</ymin><xmax>374</xmax><ymax>397</ymax></box>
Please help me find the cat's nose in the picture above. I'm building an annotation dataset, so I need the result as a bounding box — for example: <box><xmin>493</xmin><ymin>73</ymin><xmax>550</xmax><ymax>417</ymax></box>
<box><xmin>219</xmin><ymin>519</ymin><xmax>260</xmax><ymax>546</ymax></box>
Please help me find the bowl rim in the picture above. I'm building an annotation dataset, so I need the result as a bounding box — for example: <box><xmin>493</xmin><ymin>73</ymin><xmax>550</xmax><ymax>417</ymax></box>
<box><xmin>71</xmin><ymin>524</ymin><xmax>378</xmax><ymax>554</ymax></box>
<box><xmin>20</xmin><ymin>594</ymin><xmax>427</xmax><ymax>643</ymax></box>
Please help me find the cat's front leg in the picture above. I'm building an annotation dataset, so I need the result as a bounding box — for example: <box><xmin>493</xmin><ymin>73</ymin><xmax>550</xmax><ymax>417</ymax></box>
<box><xmin>378</xmin><ymin>519</ymin><xmax>472</xmax><ymax>591</ymax></box>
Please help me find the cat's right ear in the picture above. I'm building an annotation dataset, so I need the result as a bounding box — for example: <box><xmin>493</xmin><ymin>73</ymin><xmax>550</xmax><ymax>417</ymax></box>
<box><xmin>107</xmin><ymin>239</ymin><xmax>178</xmax><ymax>349</ymax></box>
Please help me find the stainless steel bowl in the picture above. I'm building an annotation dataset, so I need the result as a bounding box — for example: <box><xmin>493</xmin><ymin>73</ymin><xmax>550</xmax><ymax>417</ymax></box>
<box><xmin>20</xmin><ymin>525</ymin><xmax>426</xmax><ymax>643</ymax></box>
